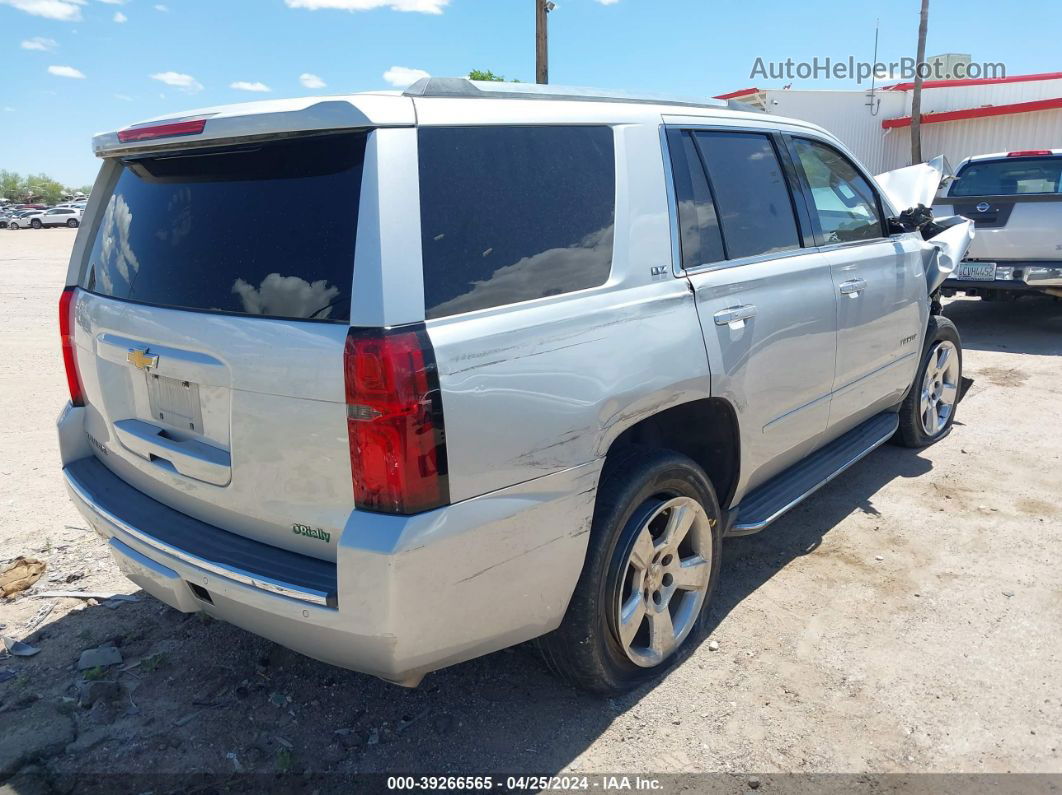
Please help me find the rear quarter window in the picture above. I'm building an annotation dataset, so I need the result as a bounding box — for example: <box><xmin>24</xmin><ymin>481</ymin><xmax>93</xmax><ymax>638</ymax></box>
<box><xmin>418</xmin><ymin>125</ymin><xmax>616</xmax><ymax>319</ymax></box>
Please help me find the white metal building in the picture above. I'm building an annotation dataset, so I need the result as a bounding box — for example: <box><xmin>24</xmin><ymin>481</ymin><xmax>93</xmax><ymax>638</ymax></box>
<box><xmin>714</xmin><ymin>71</ymin><xmax>1062</xmax><ymax>173</ymax></box>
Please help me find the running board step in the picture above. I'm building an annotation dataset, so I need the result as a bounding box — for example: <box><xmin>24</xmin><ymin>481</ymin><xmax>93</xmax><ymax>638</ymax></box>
<box><xmin>730</xmin><ymin>412</ymin><xmax>899</xmax><ymax>536</ymax></box>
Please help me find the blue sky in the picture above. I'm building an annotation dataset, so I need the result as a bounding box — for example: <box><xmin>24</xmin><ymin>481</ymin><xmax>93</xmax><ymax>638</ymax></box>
<box><xmin>3</xmin><ymin>0</ymin><xmax>1061</xmax><ymax>186</ymax></box>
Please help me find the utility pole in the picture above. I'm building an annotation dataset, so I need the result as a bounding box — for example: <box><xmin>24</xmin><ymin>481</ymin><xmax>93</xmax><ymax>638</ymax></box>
<box><xmin>536</xmin><ymin>0</ymin><xmax>550</xmax><ymax>85</ymax></box>
<box><xmin>910</xmin><ymin>0</ymin><xmax>929</xmax><ymax>164</ymax></box>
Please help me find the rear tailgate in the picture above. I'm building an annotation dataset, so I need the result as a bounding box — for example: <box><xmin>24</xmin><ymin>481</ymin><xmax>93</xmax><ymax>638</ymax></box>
<box><xmin>937</xmin><ymin>154</ymin><xmax>1062</xmax><ymax>260</ymax></box>
<box><xmin>936</xmin><ymin>195</ymin><xmax>1062</xmax><ymax>260</ymax></box>
<box><xmin>69</xmin><ymin>132</ymin><xmax>368</xmax><ymax>561</ymax></box>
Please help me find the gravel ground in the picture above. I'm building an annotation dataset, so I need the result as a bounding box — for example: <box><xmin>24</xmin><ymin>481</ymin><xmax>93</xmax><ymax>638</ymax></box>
<box><xmin>1</xmin><ymin>228</ymin><xmax>1060</xmax><ymax>788</ymax></box>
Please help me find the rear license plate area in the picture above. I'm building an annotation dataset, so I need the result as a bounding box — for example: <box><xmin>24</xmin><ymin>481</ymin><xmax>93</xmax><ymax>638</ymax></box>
<box><xmin>146</xmin><ymin>373</ymin><xmax>204</xmax><ymax>433</ymax></box>
<box><xmin>955</xmin><ymin>262</ymin><xmax>997</xmax><ymax>281</ymax></box>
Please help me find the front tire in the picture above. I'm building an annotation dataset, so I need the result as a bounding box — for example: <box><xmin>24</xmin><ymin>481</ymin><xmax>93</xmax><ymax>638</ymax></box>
<box><xmin>894</xmin><ymin>316</ymin><xmax>963</xmax><ymax>448</ymax></box>
<box><xmin>535</xmin><ymin>448</ymin><xmax>723</xmax><ymax>693</ymax></box>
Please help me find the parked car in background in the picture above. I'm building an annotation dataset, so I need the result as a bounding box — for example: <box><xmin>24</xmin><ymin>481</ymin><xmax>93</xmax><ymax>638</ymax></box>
<box><xmin>935</xmin><ymin>149</ymin><xmax>1062</xmax><ymax>301</ymax></box>
<box><xmin>41</xmin><ymin>207</ymin><xmax>82</xmax><ymax>228</ymax></box>
<box><xmin>57</xmin><ymin>80</ymin><xmax>973</xmax><ymax>693</ymax></box>
<box><xmin>7</xmin><ymin>209</ymin><xmax>47</xmax><ymax>229</ymax></box>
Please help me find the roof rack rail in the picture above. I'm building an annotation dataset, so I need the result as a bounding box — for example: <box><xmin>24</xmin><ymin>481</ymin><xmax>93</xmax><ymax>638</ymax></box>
<box><xmin>402</xmin><ymin>78</ymin><xmax>756</xmax><ymax>111</ymax></box>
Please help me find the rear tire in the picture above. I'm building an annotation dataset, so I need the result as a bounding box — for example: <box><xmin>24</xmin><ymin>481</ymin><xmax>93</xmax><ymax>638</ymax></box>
<box><xmin>30</xmin><ymin>219</ymin><xmax>42</xmax><ymax>229</ymax></box>
<box><xmin>535</xmin><ymin>448</ymin><xmax>723</xmax><ymax>693</ymax></box>
<box><xmin>894</xmin><ymin>316</ymin><xmax>963</xmax><ymax>448</ymax></box>
<box><xmin>66</xmin><ymin>218</ymin><xmax>79</xmax><ymax>228</ymax></box>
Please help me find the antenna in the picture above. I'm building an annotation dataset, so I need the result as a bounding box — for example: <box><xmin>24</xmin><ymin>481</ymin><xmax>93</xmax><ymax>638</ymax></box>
<box><xmin>866</xmin><ymin>17</ymin><xmax>881</xmax><ymax>116</ymax></box>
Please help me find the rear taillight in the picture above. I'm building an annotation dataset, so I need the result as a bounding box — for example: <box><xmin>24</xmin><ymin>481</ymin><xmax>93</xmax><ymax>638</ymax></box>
<box><xmin>344</xmin><ymin>326</ymin><xmax>448</xmax><ymax>515</ymax></box>
<box><xmin>1006</xmin><ymin>150</ymin><xmax>1052</xmax><ymax>157</ymax></box>
<box><xmin>59</xmin><ymin>287</ymin><xmax>84</xmax><ymax>407</ymax></box>
<box><xmin>117</xmin><ymin>119</ymin><xmax>206</xmax><ymax>143</ymax></box>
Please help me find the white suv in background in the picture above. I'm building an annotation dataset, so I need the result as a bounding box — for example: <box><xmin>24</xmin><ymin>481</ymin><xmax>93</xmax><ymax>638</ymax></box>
<box><xmin>41</xmin><ymin>206</ymin><xmax>83</xmax><ymax>228</ymax></box>
<box><xmin>8</xmin><ymin>209</ymin><xmax>46</xmax><ymax>229</ymax></box>
<box><xmin>935</xmin><ymin>149</ymin><xmax>1062</xmax><ymax>301</ymax></box>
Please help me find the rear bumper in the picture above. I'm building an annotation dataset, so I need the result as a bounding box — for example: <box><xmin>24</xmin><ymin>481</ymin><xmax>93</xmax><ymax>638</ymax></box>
<box><xmin>943</xmin><ymin>262</ymin><xmax>1062</xmax><ymax>296</ymax></box>
<box><xmin>59</xmin><ymin>404</ymin><xmax>600</xmax><ymax>685</ymax></box>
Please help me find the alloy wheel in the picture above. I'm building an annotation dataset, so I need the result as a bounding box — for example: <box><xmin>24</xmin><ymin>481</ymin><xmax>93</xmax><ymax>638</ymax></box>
<box><xmin>615</xmin><ymin>496</ymin><xmax>712</xmax><ymax>667</ymax></box>
<box><xmin>920</xmin><ymin>340</ymin><xmax>959</xmax><ymax>436</ymax></box>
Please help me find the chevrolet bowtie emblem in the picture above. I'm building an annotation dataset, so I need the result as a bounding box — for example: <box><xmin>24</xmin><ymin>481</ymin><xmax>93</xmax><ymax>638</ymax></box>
<box><xmin>127</xmin><ymin>348</ymin><xmax>159</xmax><ymax>371</ymax></box>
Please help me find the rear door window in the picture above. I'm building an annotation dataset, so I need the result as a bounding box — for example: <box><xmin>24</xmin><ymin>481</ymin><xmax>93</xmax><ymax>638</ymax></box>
<box><xmin>82</xmin><ymin>132</ymin><xmax>367</xmax><ymax>322</ymax></box>
<box><xmin>418</xmin><ymin>125</ymin><xmax>615</xmax><ymax>319</ymax></box>
<box><xmin>791</xmin><ymin>137</ymin><xmax>884</xmax><ymax>244</ymax></box>
<box><xmin>693</xmin><ymin>131</ymin><xmax>801</xmax><ymax>259</ymax></box>
<box><xmin>667</xmin><ymin>130</ymin><xmax>726</xmax><ymax>269</ymax></box>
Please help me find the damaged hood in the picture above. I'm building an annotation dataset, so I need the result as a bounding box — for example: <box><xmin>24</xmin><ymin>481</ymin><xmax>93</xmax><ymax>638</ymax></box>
<box><xmin>875</xmin><ymin>155</ymin><xmax>975</xmax><ymax>293</ymax></box>
<box><xmin>874</xmin><ymin>155</ymin><xmax>950</xmax><ymax>214</ymax></box>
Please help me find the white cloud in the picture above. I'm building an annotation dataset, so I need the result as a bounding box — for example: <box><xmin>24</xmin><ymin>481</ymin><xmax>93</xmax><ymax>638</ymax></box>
<box><xmin>382</xmin><ymin>65</ymin><xmax>429</xmax><ymax>87</ymax></box>
<box><xmin>153</xmin><ymin>3</ymin><xmax>167</xmax><ymax>8</ymax></box>
<box><xmin>230</xmin><ymin>80</ymin><xmax>271</xmax><ymax>93</ymax></box>
<box><xmin>48</xmin><ymin>64</ymin><xmax>85</xmax><ymax>79</ymax></box>
<box><xmin>232</xmin><ymin>274</ymin><xmax>340</xmax><ymax>319</ymax></box>
<box><xmin>299</xmin><ymin>72</ymin><xmax>326</xmax><ymax>89</ymax></box>
<box><xmin>21</xmin><ymin>36</ymin><xmax>58</xmax><ymax>50</ymax></box>
<box><xmin>112</xmin><ymin>10</ymin><xmax>125</xmax><ymax>21</ymax></box>
<box><xmin>596</xmin><ymin>0</ymin><xmax>620</xmax><ymax>4</ymax></box>
<box><xmin>97</xmin><ymin>0</ymin><xmax>128</xmax><ymax>4</ymax></box>
<box><xmin>114</xmin><ymin>93</ymin><xmax>133</xmax><ymax>101</ymax></box>
<box><xmin>150</xmin><ymin>71</ymin><xmax>203</xmax><ymax>93</ymax></box>
<box><xmin>0</xmin><ymin>0</ymin><xmax>85</xmax><ymax>22</ymax></box>
<box><xmin>285</xmin><ymin>0</ymin><xmax>447</xmax><ymax>14</ymax></box>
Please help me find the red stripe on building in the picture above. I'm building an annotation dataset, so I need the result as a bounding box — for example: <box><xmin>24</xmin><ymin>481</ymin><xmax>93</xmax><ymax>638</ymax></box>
<box><xmin>882</xmin><ymin>96</ymin><xmax>1062</xmax><ymax>129</ymax></box>
<box><xmin>880</xmin><ymin>71</ymin><xmax>1062</xmax><ymax>92</ymax></box>
<box><xmin>713</xmin><ymin>87</ymin><xmax>760</xmax><ymax>100</ymax></box>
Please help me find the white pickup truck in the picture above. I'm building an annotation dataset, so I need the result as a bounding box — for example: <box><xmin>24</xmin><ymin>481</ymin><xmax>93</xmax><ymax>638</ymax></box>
<box><xmin>935</xmin><ymin>149</ymin><xmax>1062</xmax><ymax>301</ymax></box>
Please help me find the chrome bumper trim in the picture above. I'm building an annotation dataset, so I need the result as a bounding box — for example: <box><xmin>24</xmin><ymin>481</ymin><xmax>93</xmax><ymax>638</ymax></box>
<box><xmin>64</xmin><ymin>468</ymin><xmax>333</xmax><ymax>607</ymax></box>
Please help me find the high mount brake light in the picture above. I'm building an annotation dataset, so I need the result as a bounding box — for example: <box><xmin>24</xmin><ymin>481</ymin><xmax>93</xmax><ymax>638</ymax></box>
<box><xmin>343</xmin><ymin>326</ymin><xmax>449</xmax><ymax>515</ymax></box>
<box><xmin>59</xmin><ymin>287</ymin><xmax>84</xmax><ymax>407</ymax></box>
<box><xmin>1006</xmin><ymin>150</ymin><xmax>1052</xmax><ymax>157</ymax></box>
<box><xmin>117</xmin><ymin>119</ymin><xmax>207</xmax><ymax>143</ymax></box>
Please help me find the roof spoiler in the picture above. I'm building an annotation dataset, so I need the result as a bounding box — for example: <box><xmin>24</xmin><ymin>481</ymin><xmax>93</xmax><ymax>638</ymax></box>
<box><xmin>92</xmin><ymin>95</ymin><xmax>414</xmax><ymax>157</ymax></box>
<box><xmin>403</xmin><ymin>77</ymin><xmax>730</xmax><ymax>110</ymax></box>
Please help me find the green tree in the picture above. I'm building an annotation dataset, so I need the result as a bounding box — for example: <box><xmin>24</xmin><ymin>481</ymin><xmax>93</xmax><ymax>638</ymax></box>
<box><xmin>468</xmin><ymin>69</ymin><xmax>519</xmax><ymax>83</ymax></box>
<box><xmin>20</xmin><ymin>173</ymin><xmax>66</xmax><ymax>205</ymax></box>
<box><xmin>0</xmin><ymin>170</ymin><xmax>21</xmax><ymax>203</ymax></box>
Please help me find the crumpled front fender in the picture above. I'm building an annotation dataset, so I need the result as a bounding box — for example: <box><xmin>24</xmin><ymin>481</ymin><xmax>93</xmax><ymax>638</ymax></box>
<box><xmin>923</xmin><ymin>216</ymin><xmax>976</xmax><ymax>294</ymax></box>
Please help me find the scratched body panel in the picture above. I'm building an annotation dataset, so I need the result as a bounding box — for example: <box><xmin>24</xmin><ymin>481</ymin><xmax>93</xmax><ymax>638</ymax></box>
<box><xmin>426</xmin><ymin>121</ymin><xmax>711</xmax><ymax>503</ymax></box>
<box><xmin>430</xmin><ymin>281</ymin><xmax>710</xmax><ymax>502</ymax></box>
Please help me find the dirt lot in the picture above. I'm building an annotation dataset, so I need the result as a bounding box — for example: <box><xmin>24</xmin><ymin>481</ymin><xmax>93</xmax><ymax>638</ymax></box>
<box><xmin>1</xmin><ymin>228</ymin><xmax>1060</xmax><ymax>789</ymax></box>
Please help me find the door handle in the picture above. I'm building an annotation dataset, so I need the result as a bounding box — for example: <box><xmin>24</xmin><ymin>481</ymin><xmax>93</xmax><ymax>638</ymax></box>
<box><xmin>713</xmin><ymin>304</ymin><xmax>757</xmax><ymax>326</ymax></box>
<box><xmin>839</xmin><ymin>278</ymin><xmax>867</xmax><ymax>296</ymax></box>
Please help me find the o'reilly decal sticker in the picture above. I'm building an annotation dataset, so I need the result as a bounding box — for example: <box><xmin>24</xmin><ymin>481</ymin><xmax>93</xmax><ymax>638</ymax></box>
<box><xmin>292</xmin><ymin>523</ymin><xmax>331</xmax><ymax>543</ymax></box>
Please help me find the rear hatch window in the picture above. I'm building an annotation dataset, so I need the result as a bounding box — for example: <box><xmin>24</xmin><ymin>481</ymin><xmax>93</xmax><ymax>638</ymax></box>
<box><xmin>951</xmin><ymin>157</ymin><xmax>1062</xmax><ymax>196</ymax></box>
<box><xmin>82</xmin><ymin>132</ymin><xmax>366</xmax><ymax>321</ymax></box>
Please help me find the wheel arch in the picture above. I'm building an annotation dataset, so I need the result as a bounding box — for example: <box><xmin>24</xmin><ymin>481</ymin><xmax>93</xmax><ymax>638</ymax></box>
<box><xmin>601</xmin><ymin>397</ymin><xmax>741</xmax><ymax>510</ymax></box>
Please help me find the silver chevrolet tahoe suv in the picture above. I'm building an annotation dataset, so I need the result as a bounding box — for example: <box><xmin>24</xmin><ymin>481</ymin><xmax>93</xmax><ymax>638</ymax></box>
<box><xmin>57</xmin><ymin>79</ymin><xmax>973</xmax><ymax>693</ymax></box>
